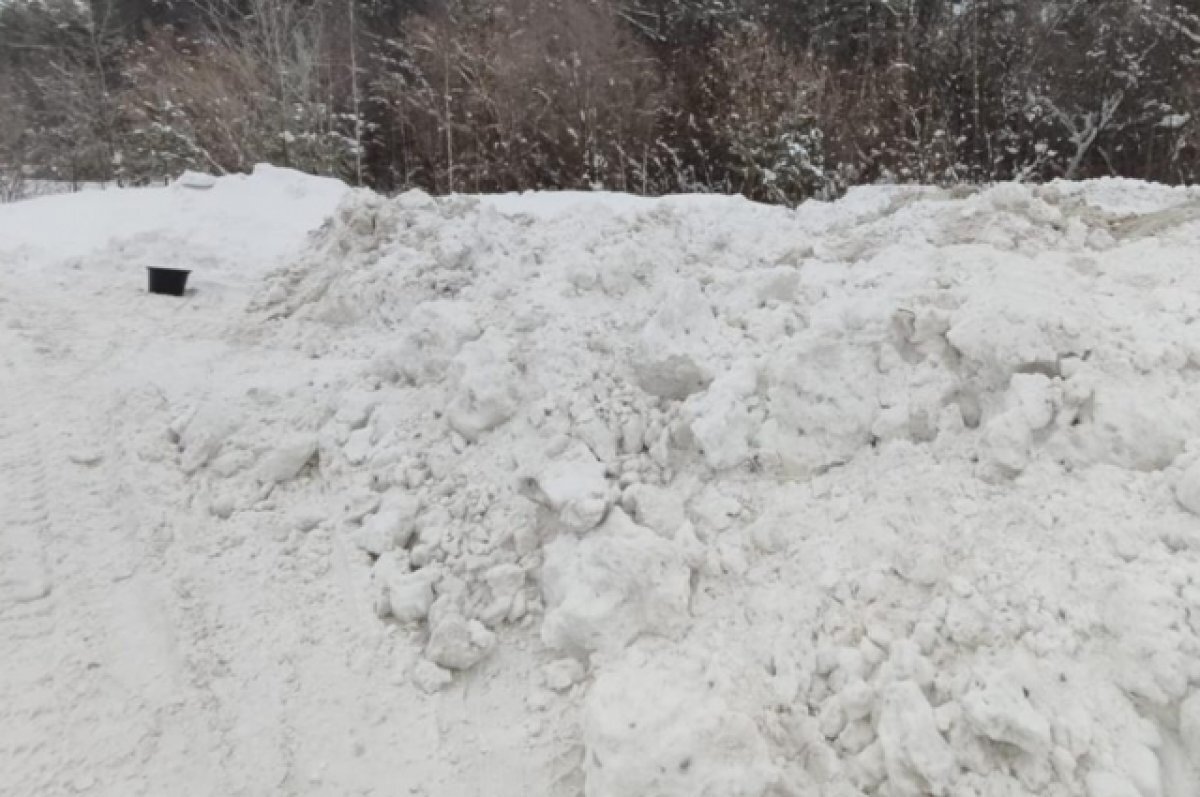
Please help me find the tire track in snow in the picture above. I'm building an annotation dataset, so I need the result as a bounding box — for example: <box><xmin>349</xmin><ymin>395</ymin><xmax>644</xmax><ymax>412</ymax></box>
<box><xmin>0</xmin><ymin>294</ymin><xmax>229</xmax><ymax>796</ymax></box>
<box><xmin>0</xmin><ymin>415</ymin><xmax>51</xmax><ymax>608</ymax></box>
<box><xmin>0</xmin><ymin>265</ymin><xmax>338</xmax><ymax>796</ymax></box>
<box><xmin>0</xmin><ymin>322</ymin><xmax>75</xmax><ymax>796</ymax></box>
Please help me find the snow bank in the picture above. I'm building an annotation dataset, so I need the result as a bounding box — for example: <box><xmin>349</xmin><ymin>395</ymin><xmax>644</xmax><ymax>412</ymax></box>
<box><xmin>0</xmin><ymin>164</ymin><xmax>347</xmax><ymax>283</ymax></box>
<box><xmin>211</xmin><ymin>178</ymin><xmax>1200</xmax><ymax>796</ymax></box>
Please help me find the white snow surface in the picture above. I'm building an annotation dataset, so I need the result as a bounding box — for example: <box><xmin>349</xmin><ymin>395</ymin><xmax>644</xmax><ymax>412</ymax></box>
<box><xmin>2</xmin><ymin>171</ymin><xmax>1200</xmax><ymax>797</ymax></box>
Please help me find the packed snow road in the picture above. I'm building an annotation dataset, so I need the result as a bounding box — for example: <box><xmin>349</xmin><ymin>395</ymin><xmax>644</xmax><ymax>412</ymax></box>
<box><xmin>1</xmin><ymin>168</ymin><xmax>1199</xmax><ymax>797</ymax></box>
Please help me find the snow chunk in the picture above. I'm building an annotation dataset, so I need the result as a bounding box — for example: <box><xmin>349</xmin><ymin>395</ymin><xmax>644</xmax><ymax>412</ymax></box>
<box><xmin>177</xmin><ymin>404</ymin><xmax>241</xmax><ymax>475</ymax></box>
<box><xmin>1090</xmin><ymin>384</ymin><xmax>1187</xmax><ymax>471</ymax></box>
<box><xmin>255</xmin><ymin>434</ymin><xmax>317</xmax><ymax>485</ymax></box>
<box><xmin>1010</xmin><ymin>372</ymin><xmax>1058</xmax><ymax>429</ymax></box>
<box><xmin>540</xmin><ymin>509</ymin><xmax>691</xmax><ymax>657</ymax></box>
<box><xmin>876</xmin><ymin>682</ymin><xmax>955</xmax><ymax>797</ymax></box>
<box><xmin>683</xmin><ymin>360</ymin><xmax>759</xmax><ymax>470</ymax></box>
<box><xmin>353</xmin><ymin>494</ymin><xmax>420</xmax><ymax>555</ymax></box>
<box><xmin>478</xmin><ymin>562</ymin><xmax>526</xmax><ymax>626</ymax></box>
<box><xmin>760</xmin><ymin>335</ymin><xmax>879</xmax><ymax>477</ymax></box>
<box><xmin>374</xmin><ymin>299</ymin><xmax>481</xmax><ymax>384</ymax></box>
<box><xmin>631</xmin><ymin>280</ymin><xmax>720</xmax><ymax>400</ymax></box>
<box><xmin>446</xmin><ymin>332</ymin><xmax>522</xmax><ymax>441</ymax></box>
<box><xmin>524</xmin><ymin>449</ymin><xmax>611</xmax><ymax>533</ymax></box>
<box><xmin>371</xmin><ymin>553</ymin><xmax>436</xmax><ymax>623</ymax></box>
<box><xmin>425</xmin><ymin>614</ymin><xmax>495</xmax><ymax>670</ymax></box>
<box><xmin>175</xmin><ymin>171</ymin><xmax>216</xmax><ymax>190</ymax></box>
<box><xmin>961</xmin><ymin>671</ymin><xmax>1051</xmax><ymax>755</ymax></box>
<box><xmin>981</xmin><ymin>411</ymin><xmax>1033</xmax><ymax>476</ymax></box>
<box><xmin>1175</xmin><ymin>460</ymin><xmax>1200</xmax><ymax>516</ymax></box>
<box><xmin>621</xmin><ymin>483</ymin><xmax>687</xmax><ymax>537</ymax></box>
<box><xmin>390</xmin><ymin>573</ymin><xmax>436</xmax><ymax>624</ymax></box>
<box><xmin>583</xmin><ymin>656</ymin><xmax>779</xmax><ymax>797</ymax></box>
<box><xmin>411</xmin><ymin>658</ymin><xmax>453</xmax><ymax>693</ymax></box>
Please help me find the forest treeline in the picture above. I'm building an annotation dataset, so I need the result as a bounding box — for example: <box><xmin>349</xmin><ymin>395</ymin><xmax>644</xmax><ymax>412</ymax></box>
<box><xmin>3</xmin><ymin>0</ymin><xmax>1200</xmax><ymax>202</ymax></box>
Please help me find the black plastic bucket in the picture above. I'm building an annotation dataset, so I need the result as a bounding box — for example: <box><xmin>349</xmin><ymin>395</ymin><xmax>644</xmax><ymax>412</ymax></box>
<box><xmin>147</xmin><ymin>267</ymin><xmax>191</xmax><ymax>296</ymax></box>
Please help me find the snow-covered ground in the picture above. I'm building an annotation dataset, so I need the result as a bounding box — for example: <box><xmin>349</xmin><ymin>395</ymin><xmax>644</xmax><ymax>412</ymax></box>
<box><xmin>2</xmin><ymin>167</ymin><xmax>1200</xmax><ymax>797</ymax></box>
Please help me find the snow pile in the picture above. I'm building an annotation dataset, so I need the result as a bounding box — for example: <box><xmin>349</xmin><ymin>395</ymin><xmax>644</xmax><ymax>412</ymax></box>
<box><xmin>10</xmin><ymin>170</ymin><xmax>1200</xmax><ymax>796</ymax></box>
<box><xmin>155</xmin><ymin>179</ymin><xmax>1198</xmax><ymax>797</ymax></box>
